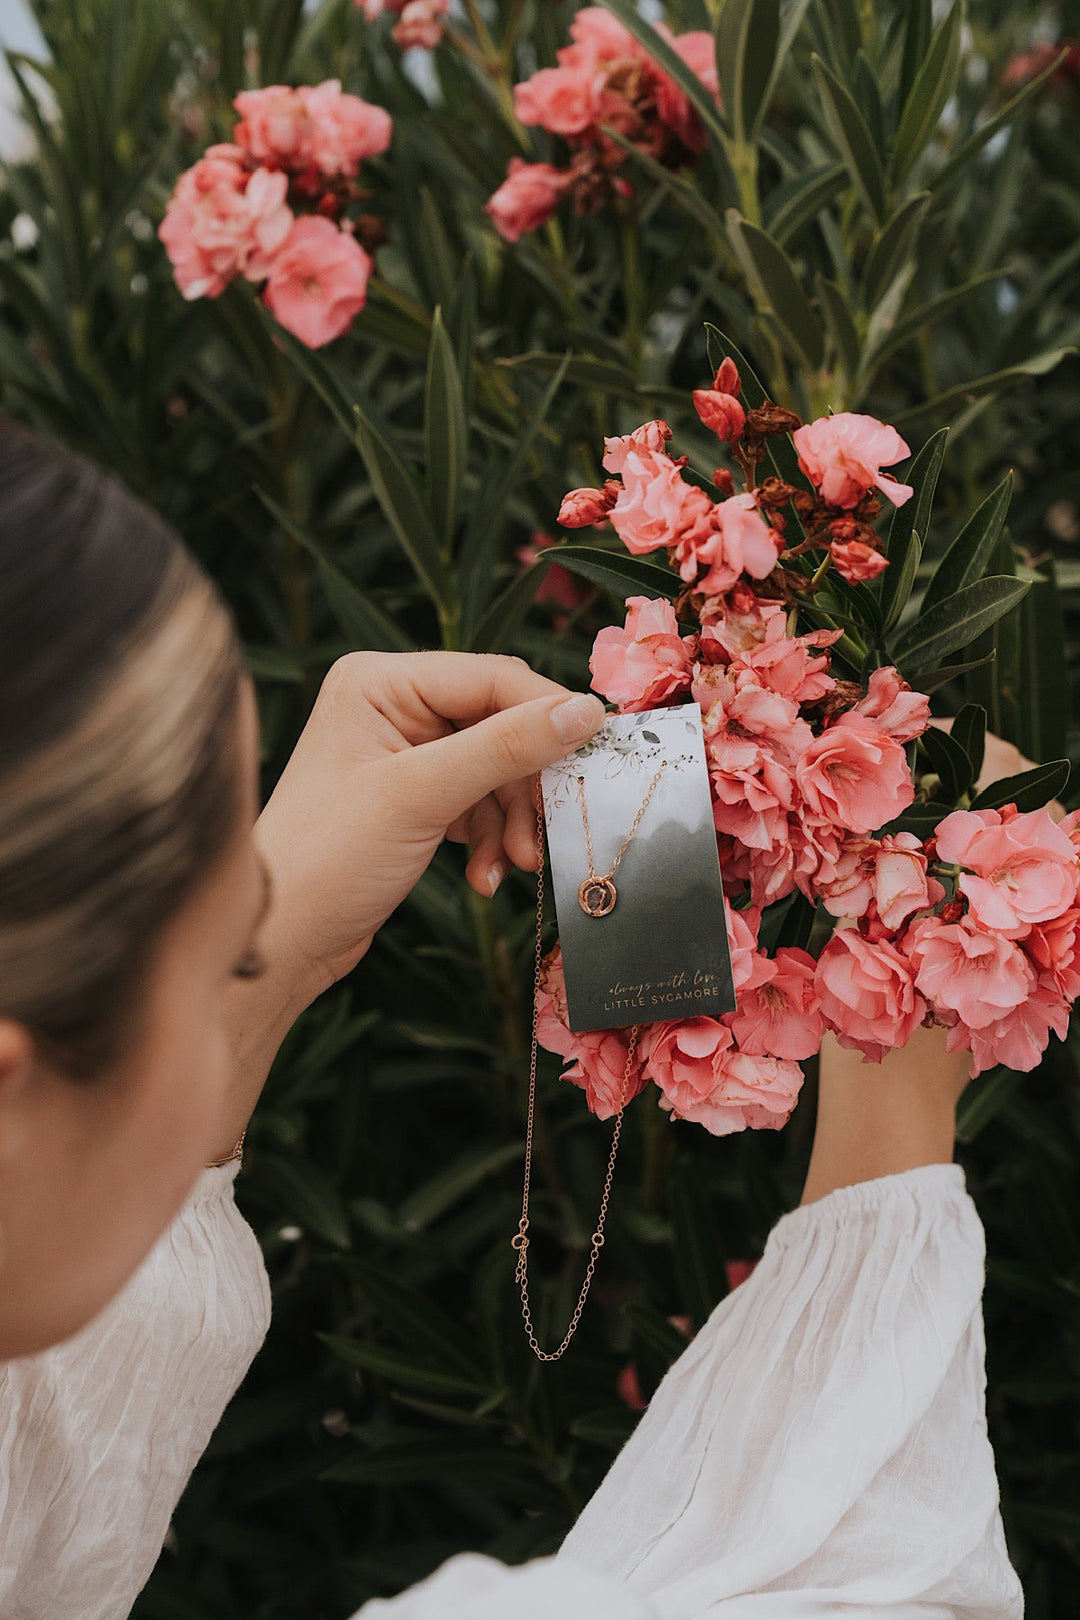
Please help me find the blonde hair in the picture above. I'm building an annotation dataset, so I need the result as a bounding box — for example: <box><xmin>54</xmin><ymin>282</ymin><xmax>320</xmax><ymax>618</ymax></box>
<box><xmin>0</xmin><ymin>421</ymin><xmax>246</xmax><ymax>1076</ymax></box>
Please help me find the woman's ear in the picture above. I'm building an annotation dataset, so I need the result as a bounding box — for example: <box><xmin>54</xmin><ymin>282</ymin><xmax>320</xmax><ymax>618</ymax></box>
<box><xmin>0</xmin><ymin>1021</ymin><xmax>37</xmax><ymax>1163</ymax></box>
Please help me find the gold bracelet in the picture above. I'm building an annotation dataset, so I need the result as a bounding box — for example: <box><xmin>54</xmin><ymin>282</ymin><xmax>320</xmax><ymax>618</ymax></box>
<box><xmin>207</xmin><ymin>1129</ymin><xmax>246</xmax><ymax>1169</ymax></box>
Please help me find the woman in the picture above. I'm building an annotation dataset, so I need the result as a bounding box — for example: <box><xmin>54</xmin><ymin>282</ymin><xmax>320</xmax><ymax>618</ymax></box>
<box><xmin>0</xmin><ymin>420</ymin><xmax>1023</xmax><ymax>1618</ymax></box>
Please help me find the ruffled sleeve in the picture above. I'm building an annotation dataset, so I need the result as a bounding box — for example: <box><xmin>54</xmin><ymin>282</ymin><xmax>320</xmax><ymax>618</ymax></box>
<box><xmin>355</xmin><ymin>1165</ymin><xmax>1021</xmax><ymax>1620</ymax></box>
<box><xmin>0</xmin><ymin>1160</ymin><xmax>271</xmax><ymax>1620</ymax></box>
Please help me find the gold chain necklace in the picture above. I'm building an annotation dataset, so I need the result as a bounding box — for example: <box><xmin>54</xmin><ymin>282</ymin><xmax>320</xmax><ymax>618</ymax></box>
<box><xmin>576</xmin><ymin>765</ymin><xmax>665</xmax><ymax>917</ymax></box>
<box><xmin>512</xmin><ymin>761</ymin><xmax>664</xmax><ymax>1361</ymax></box>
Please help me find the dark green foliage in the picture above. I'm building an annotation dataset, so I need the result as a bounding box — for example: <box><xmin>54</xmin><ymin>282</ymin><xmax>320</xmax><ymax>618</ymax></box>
<box><xmin>2</xmin><ymin>0</ymin><xmax>1080</xmax><ymax>1615</ymax></box>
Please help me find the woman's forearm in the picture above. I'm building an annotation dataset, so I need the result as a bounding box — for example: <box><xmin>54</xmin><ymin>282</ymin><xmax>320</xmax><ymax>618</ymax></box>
<box><xmin>800</xmin><ymin>1023</ymin><xmax>970</xmax><ymax>1206</ymax></box>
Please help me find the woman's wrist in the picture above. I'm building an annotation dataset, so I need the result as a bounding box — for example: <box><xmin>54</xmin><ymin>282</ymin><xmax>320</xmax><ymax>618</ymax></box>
<box><xmin>800</xmin><ymin>1023</ymin><xmax>969</xmax><ymax>1206</ymax></box>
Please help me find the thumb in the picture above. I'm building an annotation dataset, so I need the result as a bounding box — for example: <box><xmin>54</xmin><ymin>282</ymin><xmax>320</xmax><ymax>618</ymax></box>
<box><xmin>393</xmin><ymin>691</ymin><xmax>607</xmax><ymax>832</ymax></box>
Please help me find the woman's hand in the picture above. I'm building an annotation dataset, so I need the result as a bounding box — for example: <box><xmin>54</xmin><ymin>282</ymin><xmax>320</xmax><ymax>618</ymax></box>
<box><xmin>255</xmin><ymin>650</ymin><xmax>605</xmax><ymax>1003</ymax></box>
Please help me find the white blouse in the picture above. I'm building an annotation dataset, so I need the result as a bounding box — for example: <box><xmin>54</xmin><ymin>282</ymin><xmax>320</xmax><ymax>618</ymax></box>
<box><xmin>0</xmin><ymin>1159</ymin><xmax>1023</xmax><ymax>1620</ymax></box>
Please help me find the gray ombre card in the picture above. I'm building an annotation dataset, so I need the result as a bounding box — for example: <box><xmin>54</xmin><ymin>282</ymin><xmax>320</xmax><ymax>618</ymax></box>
<box><xmin>540</xmin><ymin>704</ymin><xmax>735</xmax><ymax>1034</ymax></box>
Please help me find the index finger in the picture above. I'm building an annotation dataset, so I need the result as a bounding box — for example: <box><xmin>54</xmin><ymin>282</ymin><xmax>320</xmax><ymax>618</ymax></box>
<box><xmin>363</xmin><ymin>650</ymin><xmax>573</xmax><ymax>735</ymax></box>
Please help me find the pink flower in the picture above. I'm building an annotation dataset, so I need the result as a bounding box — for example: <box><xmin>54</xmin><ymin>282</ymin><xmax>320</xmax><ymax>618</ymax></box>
<box><xmin>159</xmin><ymin>146</ymin><xmax>294</xmax><ymax>300</ymax></box>
<box><xmin>698</xmin><ymin>590</ymin><xmax>786</xmax><ymax>658</ymax></box>
<box><xmin>566</xmin><ymin>6</ymin><xmax>636</xmax><ymax>61</ymax></box>
<box><xmin>724</xmin><ymin>616</ymin><xmax>838</xmax><ymax>705</ymax></box>
<box><xmin>830</xmin><ymin>538</ymin><xmax>888</xmax><ymax>583</ymax></box>
<box><xmin>694</xmin><ymin>388</ymin><xmax>745</xmax><ymax>442</ymax></box>
<box><xmin>935</xmin><ymin>806</ymin><xmax>1080</xmax><ymax>937</ymax></box>
<box><xmin>514</xmin><ymin>63</ymin><xmax>601</xmax><ymax>136</ymax></box>
<box><xmin>796</xmin><ymin>715</ymin><xmax>913</xmax><ymax>833</ymax></box>
<box><xmin>391</xmin><ymin>0</ymin><xmax>449</xmax><ymax>49</ymax></box>
<box><xmin>608</xmin><ymin>448</ymin><xmax>716</xmax><ymax>557</ymax></box>
<box><xmin>486</xmin><ymin>158</ymin><xmax>569</xmax><ymax>242</ymax></box>
<box><xmin>793</xmin><ymin>413</ymin><xmax>914</xmax><ymax>510</ymax></box>
<box><xmin>946</xmin><ymin>987</ymin><xmax>1070</xmax><ymax>1077</ymax></box>
<box><xmin>905</xmin><ymin>914</ymin><xmax>1035</xmax><ymax>1030</ymax></box>
<box><xmin>643</xmin><ymin>1018</ymin><xmax>803</xmax><ymax>1136</ymax></box>
<box><xmin>852</xmin><ymin>666</ymin><xmax>930</xmax><ymax>743</ymax></box>
<box><xmin>725</xmin><ymin>900</ymin><xmax>761</xmax><ymax>994</ymax></box>
<box><xmin>675</xmin><ymin>493</ymin><xmax>781</xmax><ymax>593</ymax></box>
<box><xmin>602</xmin><ymin>420</ymin><xmax>673</xmax><ymax>472</ymax></box>
<box><xmin>816</xmin><ymin>832</ymin><xmax>933</xmax><ymax>930</ymax></box>
<box><xmin>233</xmin><ymin>87</ymin><xmax>310</xmax><ymax>169</ymax></box>
<box><xmin>589</xmin><ymin>595</ymin><xmax>693</xmax><ymax>711</ymax></box>
<box><xmin>726</xmin><ymin>947</ymin><xmax>823</xmax><ymax>1061</ymax></box>
<box><xmin>263</xmin><ymin>216</ymin><xmax>372</xmax><ymax>347</ymax></box>
<box><xmin>815</xmin><ymin>931</ymin><xmax>926</xmax><ymax>1062</ymax></box>
<box><xmin>670</xmin><ymin>31</ymin><xmax>720</xmax><ymax>99</ymax></box>
<box><xmin>695</xmin><ymin>667</ymin><xmax>810</xmax><ymax>852</ymax></box>
<box><xmin>299</xmin><ymin>81</ymin><xmax>393</xmax><ymax>174</ymax></box>
<box><xmin>1025</xmin><ymin>907</ymin><xmax>1080</xmax><ymax>1002</ymax></box>
<box><xmin>535</xmin><ymin>946</ymin><xmax>649</xmax><ymax>1119</ymax></box>
<box><xmin>515</xmin><ymin>532</ymin><xmax>592</xmax><ymax>612</ymax></box>
<box><xmin>557</xmin><ymin>485</ymin><xmax>616</xmax><ymax>527</ymax></box>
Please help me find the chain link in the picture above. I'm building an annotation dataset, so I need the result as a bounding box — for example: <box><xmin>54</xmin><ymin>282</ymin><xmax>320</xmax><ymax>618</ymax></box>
<box><xmin>512</xmin><ymin>783</ymin><xmax>641</xmax><ymax>1361</ymax></box>
<box><xmin>577</xmin><ymin>764</ymin><xmax>665</xmax><ymax>885</ymax></box>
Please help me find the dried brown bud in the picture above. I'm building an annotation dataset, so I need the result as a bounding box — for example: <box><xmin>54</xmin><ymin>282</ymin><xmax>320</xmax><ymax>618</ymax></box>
<box><xmin>746</xmin><ymin>402</ymin><xmax>803</xmax><ymax>439</ymax></box>
<box><xmin>756</xmin><ymin>476</ymin><xmax>799</xmax><ymax>510</ymax></box>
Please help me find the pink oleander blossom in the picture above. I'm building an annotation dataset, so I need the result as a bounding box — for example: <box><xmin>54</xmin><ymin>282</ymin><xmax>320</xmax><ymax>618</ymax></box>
<box><xmin>723</xmin><ymin>616</ymin><xmax>839</xmax><ymax>706</ymax></box>
<box><xmin>1025</xmin><ymin>907</ymin><xmax>1080</xmax><ymax>1002</ymax></box>
<box><xmin>816</xmin><ymin>831</ymin><xmax>933</xmax><ymax>930</ymax></box>
<box><xmin>608</xmin><ymin>448</ymin><xmax>716</xmax><ymax>558</ymax></box>
<box><xmin>795</xmin><ymin>714</ymin><xmax>913</xmax><ymax>833</ymax></box>
<box><xmin>391</xmin><ymin>0</ymin><xmax>449</xmax><ymax>49</ymax></box>
<box><xmin>234</xmin><ymin>81</ymin><xmax>392</xmax><ymax>178</ymax></box>
<box><xmin>602</xmin><ymin>420</ymin><xmax>672</xmax><ymax>471</ymax></box>
<box><xmin>535</xmin><ymin>946</ymin><xmax>649</xmax><ymax>1119</ymax></box>
<box><xmin>934</xmin><ymin>806</ymin><xmax>1080</xmax><ymax>936</ymax></box>
<box><xmin>852</xmin><ymin>666</ymin><xmax>930</xmax><ymax>743</ymax></box>
<box><xmin>946</xmin><ymin>987</ymin><xmax>1071</xmax><ymax>1076</ymax></box>
<box><xmin>644</xmin><ymin>1018</ymin><xmax>803</xmax><ymax>1136</ymax></box>
<box><xmin>698</xmin><ymin>591</ymin><xmax>787</xmax><ymax>658</ymax></box>
<box><xmin>159</xmin><ymin>146</ymin><xmax>294</xmax><ymax>300</ymax></box>
<box><xmin>815</xmin><ymin>931</ymin><xmax>926</xmax><ymax>1061</ymax></box>
<box><xmin>793</xmin><ymin>413</ymin><xmax>914</xmax><ymax>510</ymax></box>
<box><xmin>674</xmin><ymin>493</ymin><xmax>782</xmax><ymax>594</ymax></box>
<box><xmin>726</xmin><ymin>947</ymin><xmax>823</xmax><ymax>1061</ymax></box>
<box><xmin>725</xmin><ymin>900</ymin><xmax>761</xmax><ymax>994</ymax></box>
<box><xmin>905</xmin><ymin>914</ymin><xmax>1035</xmax><ymax>1030</ymax></box>
<box><xmin>830</xmin><ymin>538</ymin><xmax>888</xmax><ymax>583</ymax></box>
<box><xmin>263</xmin><ymin>216</ymin><xmax>372</xmax><ymax>347</ymax></box>
<box><xmin>514</xmin><ymin>62</ymin><xmax>600</xmax><ymax>136</ymax></box>
<box><xmin>589</xmin><ymin>595</ymin><xmax>694</xmax><ymax>711</ymax></box>
<box><xmin>485</xmin><ymin>158</ymin><xmax>569</xmax><ymax>242</ymax></box>
<box><xmin>693</xmin><ymin>388</ymin><xmax>745</xmax><ymax>443</ymax></box>
<box><xmin>516</xmin><ymin>532</ymin><xmax>592</xmax><ymax>612</ymax></box>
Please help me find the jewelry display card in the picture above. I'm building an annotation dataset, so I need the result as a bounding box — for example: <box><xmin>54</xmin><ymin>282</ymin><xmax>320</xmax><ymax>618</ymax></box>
<box><xmin>540</xmin><ymin>703</ymin><xmax>735</xmax><ymax>1034</ymax></box>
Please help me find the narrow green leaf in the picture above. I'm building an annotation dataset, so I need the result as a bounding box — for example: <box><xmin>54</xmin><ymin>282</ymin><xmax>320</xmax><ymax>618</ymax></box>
<box><xmin>817</xmin><ymin>273</ymin><xmax>861</xmax><ymax>385</ymax></box>
<box><xmin>898</xmin><ymin>0</ymin><xmax>934</xmax><ymax>108</ymax></box>
<box><xmin>766</xmin><ymin>162</ymin><xmax>847</xmax><ymax>245</ymax></box>
<box><xmin>931</xmin><ymin>47</ymin><xmax>1070</xmax><ymax>193</ymax></box>
<box><xmin>257</xmin><ymin>494</ymin><xmax>415</xmax><ymax>653</ymax></box>
<box><xmin>256</xmin><ymin>1152</ymin><xmax>351</xmax><ymax>1249</ymax></box>
<box><xmin>892</xmin><ymin>577</ymin><xmax>1030</xmax><ymax>672</ymax></box>
<box><xmin>879</xmin><ymin>528</ymin><xmax>922</xmax><ymax>634</ymax></box>
<box><xmin>552</xmin><ymin>545</ymin><xmax>680</xmax><ymax>601</ymax></box>
<box><xmin>886</xmin><ymin>427</ymin><xmax>947</xmax><ymax>569</ymax></box>
<box><xmin>354</xmin><ymin>416</ymin><xmax>451</xmax><ymax>610</ymax></box>
<box><xmin>424</xmin><ymin>308</ymin><xmax>467</xmax><ymax>550</ymax></box>
<box><xmin>969</xmin><ymin>760</ymin><xmax>1070</xmax><ymax>813</ymax></box>
<box><xmin>881</xmin><ymin>800</ymin><xmax>955</xmax><ymax>838</ymax></box>
<box><xmin>258</xmin><ymin>0</ymin><xmax>305</xmax><ymax>82</ymax></box>
<box><xmin>905</xmin><ymin>653</ymin><xmax>995</xmax><ymax>692</ymax></box>
<box><xmin>468</xmin><ymin>562</ymin><xmax>553</xmax><ymax>654</ymax></box>
<box><xmin>811</xmin><ymin>54</ymin><xmax>887</xmax><ymax>222</ymax></box>
<box><xmin>949</xmin><ymin>703</ymin><xmax>987</xmax><ymax>783</ymax></box>
<box><xmin>725</xmin><ymin>211</ymin><xmax>825</xmax><ymax>369</ymax></box>
<box><xmin>1017</xmin><ymin>559</ymin><xmax>1068</xmax><ymax>766</ymax></box>
<box><xmin>890</xmin><ymin>1</ymin><xmax>964</xmax><ymax>184</ymax></box>
<box><xmin>398</xmin><ymin>1142</ymin><xmax>524</xmax><ymax>1232</ymax></box>
<box><xmin>717</xmin><ymin>0</ymin><xmax>780</xmax><ymax>145</ymax></box>
<box><xmin>862</xmin><ymin>192</ymin><xmax>931</xmax><ymax>309</ymax></box>
<box><xmin>917</xmin><ymin>721</ymin><xmax>973</xmax><ymax>804</ymax></box>
<box><xmin>864</xmin><ymin>270</ymin><xmax>1008</xmax><ymax>369</ymax></box>
<box><xmin>891</xmin><ymin>349</ymin><xmax>1075</xmax><ymax>430</ymax></box>
<box><xmin>603</xmin><ymin>125</ymin><xmax>726</xmax><ymax>236</ymax></box>
<box><xmin>922</xmin><ymin>471</ymin><xmax>1013</xmax><ymax>614</ymax></box>
<box><xmin>318</xmin><ymin>1336</ymin><xmax>487</xmax><ymax>1396</ymax></box>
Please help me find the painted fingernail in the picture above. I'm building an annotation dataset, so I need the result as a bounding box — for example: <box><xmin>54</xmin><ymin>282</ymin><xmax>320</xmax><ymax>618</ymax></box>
<box><xmin>487</xmin><ymin>860</ymin><xmax>509</xmax><ymax>896</ymax></box>
<box><xmin>552</xmin><ymin>693</ymin><xmax>605</xmax><ymax>744</ymax></box>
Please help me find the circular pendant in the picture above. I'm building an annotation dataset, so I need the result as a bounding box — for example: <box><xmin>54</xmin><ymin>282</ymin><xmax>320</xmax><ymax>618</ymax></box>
<box><xmin>578</xmin><ymin>876</ymin><xmax>617</xmax><ymax>918</ymax></box>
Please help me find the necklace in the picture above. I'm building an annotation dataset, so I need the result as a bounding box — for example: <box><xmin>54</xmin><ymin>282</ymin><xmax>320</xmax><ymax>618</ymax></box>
<box><xmin>512</xmin><ymin>760</ymin><xmax>665</xmax><ymax>1362</ymax></box>
<box><xmin>576</xmin><ymin>764</ymin><xmax>665</xmax><ymax>917</ymax></box>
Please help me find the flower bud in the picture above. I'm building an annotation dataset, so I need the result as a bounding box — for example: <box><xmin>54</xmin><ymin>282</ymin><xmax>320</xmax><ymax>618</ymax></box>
<box><xmin>713</xmin><ymin>356</ymin><xmax>741</xmax><ymax>395</ymax></box>
<box><xmin>693</xmin><ymin>389</ymin><xmax>746</xmax><ymax>443</ymax></box>
<box><xmin>558</xmin><ymin>486</ymin><xmax>616</xmax><ymax>528</ymax></box>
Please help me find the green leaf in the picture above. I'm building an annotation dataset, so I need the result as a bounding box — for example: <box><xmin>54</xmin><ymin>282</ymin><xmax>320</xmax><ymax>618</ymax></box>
<box><xmin>891</xmin><ymin>349</ymin><xmax>1075</xmax><ymax>430</ymax></box>
<box><xmin>424</xmin><ymin>308</ymin><xmax>467</xmax><ymax>550</ymax></box>
<box><xmin>931</xmin><ymin>47</ymin><xmax>1070</xmax><ymax>193</ymax></box>
<box><xmin>257</xmin><ymin>494</ymin><xmax>415</xmax><ymax>654</ymax></box>
<box><xmin>917</xmin><ymin>721</ymin><xmax>973</xmax><ymax>804</ymax></box>
<box><xmin>766</xmin><ymin>162</ymin><xmax>847</xmax><ymax>246</ymax></box>
<box><xmin>865</xmin><ymin>271</ymin><xmax>1008</xmax><ymax>369</ymax></box>
<box><xmin>256</xmin><ymin>1152</ymin><xmax>351</xmax><ymax>1249</ymax></box>
<box><xmin>881</xmin><ymin>800</ymin><xmax>955</xmax><ymax>838</ymax></box>
<box><xmin>817</xmin><ymin>274</ymin><xmax>861</xmax><ymax>385</ymax></box>
<box><xmin>890</xmin><ymin>1</ymin><xmax>964</xmax><ymax>184</ymax></box>
<box><xmin>862</xmin><ymin>192</ymin><xmax>931</xmax><ymax>309</ymax></box>
<box><xmin>810</xmin><ymin>54</ymin><xmax>887</xmax><ymax>223</ymax></box>
<box><xmin>716</xmin><ymin>0</ymin><xmax>780</xmax><ymax>145</ymax></box>
<box><xmin>955</xmin><ymin>1065</ymin><xmax>1025</xmax><ymax>1144</ymax></box>
<box><xmin>1017</xmin><ymin>559</ymin><xmax>1068</xmax><ymax>767</ymax></box>
<box><xmin>603</xmin><ymin>125</ymin><xmax>726</xmax><ymax>236</ymax></box>
<box><xmin>598</xmin><ymin>0</ymin><xmax>728</xmax><ymax>149</ymax></box>
<box><xmin>318</xmin><ymin>1336</ymin><xmax>488</xmax><ymax>1397</ymax></box>
<box><xmin>891</xmin><ymin>577</ymin><xmax>1030</xmax><ymax>673</ymax></box>
<box><xmin>921</xmin><ymin>471</ymin><xmax>1013</xmax><ymax>614</ymax></box>
<box><xmin>905</xmin><ymin>653</ymin><xmax>996</xmax><ymax>692</ymax></box>
<box><xmin>468</xmin><ymin>561</ymin><xmax>552</xmax><ymax>654</ymax></box>
<box><xmin>878</xmin><ymin>529</ymin><xmax>922</xmax><ymax>635</ymax></box>
<box><xmin>949</xmin><ymin>703</ymin><xmax>987</xmax><ymax>783</ymax></box>
<box><xmin>881</xmin><ymin>427</ymin><xmax>947</xmax><ymax>629</ymax></box>
<box><xmin>552</xmin><ymin>545</ymin><xmax>681</xmax><ymax>601</ymax></box>
<box><xmin>258</xmin><ymin>0</ymin><xmax>305</xmax><ymax>82</ymax></box>
<box><xmin>725</xmin><ymin>211</ymin><xmax>825</xmax><ymax>370</ymax></box>
<box><xmin>398</xmin><ymin>1142</ymin><xmax>524</xmax><ymax>1232</ymax></box>
<box><xmin>898</xmin><ymin>0</ymin><xmax>933</xmax><ymax>108</ymax></box>
<box><xmin>969</xmin><ymin>760</ymin><xmax>1071</xmax><ymax>813</ymax></box>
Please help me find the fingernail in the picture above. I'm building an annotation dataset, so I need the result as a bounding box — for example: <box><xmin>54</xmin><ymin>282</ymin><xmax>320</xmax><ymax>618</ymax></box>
<box><xmin>487</xmin><ymin>860</ymin><xmax>509</xmax><ymax>896</ymax></box>
<box><xmin>552</xmin><ymin>693</ymin><xmax>605</xmax><ymax>744</ymax></box>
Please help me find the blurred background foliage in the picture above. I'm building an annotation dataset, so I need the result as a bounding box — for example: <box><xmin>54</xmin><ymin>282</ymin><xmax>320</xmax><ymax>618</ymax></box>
<box><xmin>2</xmin><ymin>0</ymin><xmax>1080</xmax><ymax>1613</ymax></box>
